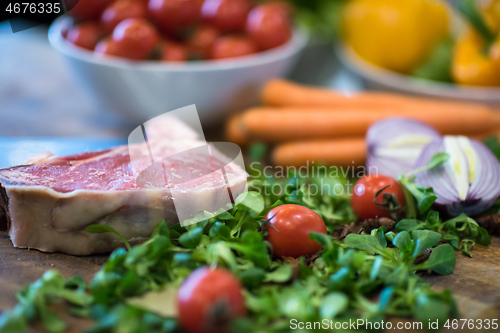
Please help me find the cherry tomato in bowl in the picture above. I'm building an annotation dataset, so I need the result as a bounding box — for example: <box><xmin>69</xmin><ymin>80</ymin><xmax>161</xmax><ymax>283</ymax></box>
<box><xmin>177</xmin><ymin>267</ymin><xmax>246</xmax><ymax>333</ymax></box>
<box><xmin>351</xmin><ymin>174</ymin><xmax>406</xmax><ymax>220</ymax></box>
<box><xmin>265</xmin><ymin>204</ymin><xmax>327</xmax><ymax>258</ymax></box>
<box><xmin>112</xmin><ymin>18</ymin><xmax>160</xmax><ymax>60</ymax></box>
<box><xmin>68</xmin><ymin>0</ymin><xmax>114</xmax><ymax>21</ymax></box>
<box><xmin>67</xmin><ymin>22</ymin><xmax>104</xmax><ymax>50</ymax></box>
<box><xmin>160</xmin><ymin>41</ymin><xmax>188</xmax><ymax>62</ymax></box>
<box><xmin>188</xmin><ymin>25</ymin><xmax>221</xmax><ymax>59</ymax></box>
<box><xmin>95</xmin><ymin>37</ymin><xmax>123</xmax><ymax>57</ymax></box>
<box><xmin>101</xmin><ymin>0</ymin><xmax>148</xmax><ymax>33</ymax></box>
<box><xmin>210</xmin><ymin>35</ymin><xmax>257</xmax><ymax>59</ymax></box>
<box><xmin>201</xmin><ymin>0</ymin><xmax>251</xmax><ymax>32</ymax></box>
<box><xmin>246</xmin><ymin>2</ymin><xmax>292</xmax><ymax>50</ymax></box>
<box><xmin>148</xmin><ymin>0</ymin><xmax>201</xmax><ymax>34</ymax></box>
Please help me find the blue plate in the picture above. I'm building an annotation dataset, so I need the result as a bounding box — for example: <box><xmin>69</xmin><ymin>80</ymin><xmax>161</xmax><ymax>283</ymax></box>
<box><xmin>0</xmin><ymin>137</ymin><xmax>126</xmax><ymax>168</ymax></box>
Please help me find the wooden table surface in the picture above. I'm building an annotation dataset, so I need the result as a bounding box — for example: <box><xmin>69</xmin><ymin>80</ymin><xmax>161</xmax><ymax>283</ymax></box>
<box><xmin>1</xmin><ymin>232</ymin><xmax>499</xmax><ymax>332</ymax></box>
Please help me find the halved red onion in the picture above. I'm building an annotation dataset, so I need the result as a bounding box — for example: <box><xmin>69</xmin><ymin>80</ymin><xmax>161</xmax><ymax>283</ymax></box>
<box><xmin>366</xmin><ymin>118</ymin><xmax>441</xmax><ymax>178</ymax></box>
<box><xmin>413</xmin><ymin>136</ymin><xmax>500</xmax><ymax>217</ymax></box>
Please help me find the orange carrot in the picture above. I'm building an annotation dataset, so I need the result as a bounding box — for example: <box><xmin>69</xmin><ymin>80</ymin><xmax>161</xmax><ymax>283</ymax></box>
<box><xmin>262</xmin><ymin>79</ymin><xmax>496</xmax><ymax>116</ymax></box>
<box><xmin>239</xmin><ymin>107</ymin><xmax>500</xmax><ymax>142</ymax></box>
<box><xmin>225</xmin><ymin>115</ymin><xmax>249</xmax><ymax>146</ymax></box>
<box><xmin>471</xmin><ymin>127</ymin><xmax>500</xmax><ymax>141</ymax></box>
<box><xmin>272</xmin><ymin>139</ymin><xmax>366</xmax><ymax>167</ymax></box>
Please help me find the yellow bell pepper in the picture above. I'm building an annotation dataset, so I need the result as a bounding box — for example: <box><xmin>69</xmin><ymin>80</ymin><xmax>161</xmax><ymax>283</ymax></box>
<box><xmin>342</xmin><ymin>0</ymin><xmax>450</xmax><ymax>74</ymax></box>
<box><xmin>452</xmin><ymin>31</ymin><xmax>500</xmax><ymax>86</ymax></box>
<box><xmin>452</xmin><ymin>0</ymin><xmax>500</xmax><ymax>86</ymax></box>
<box><xmin>482</xmin><ymin>0</ymin><xmax>500</xmax><ymax>30</ymax></box>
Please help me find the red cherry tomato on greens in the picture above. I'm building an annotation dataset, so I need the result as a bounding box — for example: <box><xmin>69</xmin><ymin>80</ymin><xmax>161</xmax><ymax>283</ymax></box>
<box><xmin>177</xmin><ymin>267</ymin><xmax>246</xmax><ymax>333</ymax></box>
<box><xmin>265</xmin><ymin>204</ymin><xmax>327</xmax><ymax>258</ymax></box>
<box><xmin>68</xmin><ymin>0</ymin><xmax>114</xmax><ymax>21</ymax></box>
<box><xmin>188</xmin><ymin>25</ymin><xmax>221</xmax><ymax>59</ymax></box>
<box><xmin>101</xmin><ymin>0</ymin><xmax>148</xmax><ymax>33</ymax></box>
<box><xmin>201</xmin><ymin>0</ymin><xmax>251</xmax><ymax>32</ymax></box>
<box><xmin>67</xmin><ymin>22</ymin><xmax>104</xmax><ymax>50</ymax></box>
<box><xmin>112</xmin><ymin>18</ymin><xmax>160</xmax><ymax>60</ymax></box>
<box><xmin>351</xmin><ymin>174</ymin><xmax>406</xmax><ymax>220</ymax></box>
<box><xmin>246</xmin><ymin>2</ymin><xmax>292</xmax><ymax>50</ymax></box>
<box><xmin>161</xmin><ymin>41</ymin><xmax>188</xmax><ymax>62</ymax></box>
<box><xmin>210</xmin><ymin>35</ymin><xmax>257</xmax><ymax>59</ymax></box>
<box><xmin>148</xmin><ymin>0</ymin><xmax>201</xmax><ymax>33</ymax></box>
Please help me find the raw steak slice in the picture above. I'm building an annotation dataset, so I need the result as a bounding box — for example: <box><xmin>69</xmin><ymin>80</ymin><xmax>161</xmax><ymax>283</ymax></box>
<box><xmin>0</xmin><ymin>139</ymin><xmax>247</xmax><ymax>255</ymax></box>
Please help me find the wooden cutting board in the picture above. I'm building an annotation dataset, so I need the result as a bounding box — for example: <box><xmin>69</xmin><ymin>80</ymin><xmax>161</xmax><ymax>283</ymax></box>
<box><xmin>1</xmin><ymin>232</ymin><xmax>499</xmax><ymax>332</ymax></box>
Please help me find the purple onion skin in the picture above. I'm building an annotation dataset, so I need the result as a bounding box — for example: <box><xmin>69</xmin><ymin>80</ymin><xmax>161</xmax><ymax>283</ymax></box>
<box><xmin>413</xmin><ymin>137</ymin><xmax>500</xmax><ymax>217</ymax></box>
<box><xmin>366</xmin><ymin>118</ymin><xmax>441</xmax><ymax>178</ymax></box>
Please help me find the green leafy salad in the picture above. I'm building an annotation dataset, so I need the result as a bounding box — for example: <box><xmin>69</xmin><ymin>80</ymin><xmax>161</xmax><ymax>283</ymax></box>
<box><xmin>0</xmin><ymin>143</ymin><xmax>497</xmax><ymax>333</ymax></box>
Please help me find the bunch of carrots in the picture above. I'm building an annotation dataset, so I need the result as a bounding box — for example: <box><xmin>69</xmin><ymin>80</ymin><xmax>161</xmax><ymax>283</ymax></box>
<box><xmin>226</xmin><ymin>79</ymin><xmax>500</xmax><ymax>167</ymax></box>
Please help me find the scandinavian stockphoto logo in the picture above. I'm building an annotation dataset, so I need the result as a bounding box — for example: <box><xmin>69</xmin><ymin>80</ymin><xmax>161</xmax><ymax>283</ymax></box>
<box><xmin>127</xmin><ymin>105</ymin><xmax>248</xmax><ymax>227</ymax></box>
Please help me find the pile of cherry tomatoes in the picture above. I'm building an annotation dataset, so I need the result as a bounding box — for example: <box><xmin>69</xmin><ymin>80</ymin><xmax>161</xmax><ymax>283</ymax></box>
<box><xmin>63</xmin><ymin>0</ymin><xmax>294</xmax><ymax>62</ymax></box>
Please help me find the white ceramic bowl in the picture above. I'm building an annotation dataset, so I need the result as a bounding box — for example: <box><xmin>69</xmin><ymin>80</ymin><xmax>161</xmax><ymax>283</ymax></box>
<box><xmin>337</xmin><ymin>44</ymin><xmax>500</xmax><ymax>106</ymax></box>
<box><xmin>48</xmin><ymin>17</ymin><xmax>306</xmax><ymax>126</ymax></box>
